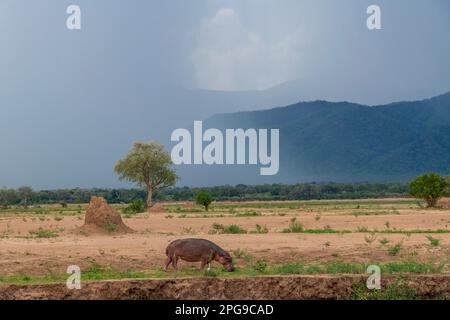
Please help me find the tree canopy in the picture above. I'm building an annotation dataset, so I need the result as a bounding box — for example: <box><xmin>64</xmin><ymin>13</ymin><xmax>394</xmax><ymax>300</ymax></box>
<box><xmin>409</xmin><ymin>173</ymin><xmax>448</xmax><ymax>207</ymax></box>
<box><xmin>114</xmin><ymin>141</ymin><xmax>177</xmax><ymax>210</ymax></box>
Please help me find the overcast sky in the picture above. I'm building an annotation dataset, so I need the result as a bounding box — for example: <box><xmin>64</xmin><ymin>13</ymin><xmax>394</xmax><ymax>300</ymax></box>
<box><xmin>1</xmin><ymin>0</ymin><xmax>450</xmax><ymax>188</ymax></box>
<box><xmin>2</xmin><ymin>0</ymin><xmax>449</xmax><ymax>93</ymax></box>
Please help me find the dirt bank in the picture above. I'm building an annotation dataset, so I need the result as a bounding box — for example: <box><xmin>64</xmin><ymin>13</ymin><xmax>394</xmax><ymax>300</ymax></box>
<box><xmin>1</xmin><ymin>275</ymin><xmax>450</xmax><ymax>300</ymax></box>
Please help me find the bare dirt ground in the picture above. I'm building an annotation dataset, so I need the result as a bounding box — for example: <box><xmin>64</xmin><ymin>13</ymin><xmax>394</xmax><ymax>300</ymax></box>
<box><xmin>1</xmin><ymin>198</ymin><xmax>450</xmax><ymax>299</ymax></box>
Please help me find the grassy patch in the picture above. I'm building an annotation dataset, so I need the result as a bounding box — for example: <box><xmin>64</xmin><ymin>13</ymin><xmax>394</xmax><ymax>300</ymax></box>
<box><xmin>28</xmin><ymin>228</ymin><xmax>59</xmax><ymax>238</ymax></box>
<box><xmin>214</xmin><ymin>199</ymin><xmax>415</xmax><ymax>211</ymax></box>
<box><xmin>301</xmin><ymin>228</ymin><xmax>351</xmax><ymax>234</ymax></box>
<box><xmin>387</xmin><ymin>243</ymin><xmax>402</xmax><ymax>256</ymax></box>
<box><xmin>377</xmin><ymin>229</ymin><xmax>450</xmax><ymax>234</ymax></box>
<box><xmin>273</xmin><ymin>261</ymin><xmax>443</xmax><ymax>275</ymax></box>
<box><xmin>0</xmin><ymin>260</ymin><xmax>444</xmax><ymax>285</ymax></box>
<box><xmin>281</xmin><ymin>219</ymin><xmax>350</xmax><ymax>234</ymax></box>
<box><xmin>164</xmin><ymin>205</ymin><xmax>204</xmax><ymax>213</ymax></box>
<box><xmin>351</xmin><ymin>280</ymin><xmax>417</xmax><ymax>300</ymax></box>
<box><xmin>209</xmin><ymin>223</ymin><xmax>247</xmax><ymax>234</ymax></box>
<box><xmin>351</xmin><ymin>211</ymin><xmax>399</xmax><ymax>217</ymax></box>
<box><xmin>426</xmin><ymin>235</ymin><xmax>440</xmax><ymax>246</ymax></box>
<box><xmin>103</xmin><ymin>221</ymin><xmax>118</xmax><ymax>232</ymax></box>
<box><xmin>234</xmin><ymin>211</ymin><xmax>262</xmax><ymax>217</ymax></box>
<box><xmin>250</xmin><ymin>224</ymin><xmax>268</xmax><ymax>234</ymax></box>
<box><xmin>252</xmin><ymin>259</ymin><xmax>268</xmax><ymax>273</ymax></box>
<box><xmin>0</xmin><ymin>206</ymin><xmax>84</xmax><ymax>215</ymax></box>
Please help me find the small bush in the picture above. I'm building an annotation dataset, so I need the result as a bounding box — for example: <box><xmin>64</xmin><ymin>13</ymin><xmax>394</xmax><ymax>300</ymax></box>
<box><xmin>223</xmin><ymin>224</ymin><xmax>247</xmax><ymax>234</ymax></box>
<box><xmin>122</xmin><ymin>198</ymin><xmax>146</xmax><ymax>214</ymax></box>
<box><xmin>232</xmin><ymin>248</ymin><xmax>251</xmax><ymax>260</ymax></box>
<box><xmin>356</xmin><ymin>226</ymin><xmax>369</xmax><ymax>233</ymax></box>
<box><xmin>426</xmin><ymin>235</ymin><xmax>440</xmax><ymax>247</ymax></box>
<box><xmin>364</xmin><ymin>233</ymin><xmax>377</xmax><ymax>244</ymax></box>
<box><xmin>253</xmin><ymin>224</ymin><xmax>268</xmax><ymax>234</ymax></box>
<box><xmin>388</xmin><ymin>243</ymin><xmax>402</xmax><ymax>256</ymax></box>
<box><xmin>210</xmin><ymin>223</ymin><xmax>247</xmax><ymax>234</ymax></box>
<box><xmin>196</xmin><ymin>192</ymin><xmax>213</xmax><ymax>211</ymax></box>
<box><xmin>253</xmin><ymin>259</ymin><xmax>268</xmax><ymax>273</ymax></box>
<box><xmin>282</xmin><ymin>218</ymin><xmax>304</xmax><ymax>233</ymax></box>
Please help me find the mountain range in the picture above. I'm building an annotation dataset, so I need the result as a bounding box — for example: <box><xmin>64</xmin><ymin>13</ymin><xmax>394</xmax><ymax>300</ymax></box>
<box><xmin>204</xmin><ymin>92</ymin><xmax>450</xmax><ymax>183</ymax></box>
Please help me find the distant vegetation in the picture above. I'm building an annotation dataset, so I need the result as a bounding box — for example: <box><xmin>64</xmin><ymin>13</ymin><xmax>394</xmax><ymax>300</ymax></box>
<box><xmin>0</xmin><ymin>182</ymin><xmax>411</xmax><ymax>206</ymax></box>
<box><xmin>1</xmin><ymin>173</ymin><xmax>449</xmax><ymax>207</ymax></box>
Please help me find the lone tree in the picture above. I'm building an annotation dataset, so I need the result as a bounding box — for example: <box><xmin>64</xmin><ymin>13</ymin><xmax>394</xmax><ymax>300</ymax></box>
<box><xmin>17</xmin><ymin>186</ymin><xmax>34</xmax><ymax>205</ymax></box>
<box><xmin>196</xmin><ymin>191</ymin><xmax>213</xmax><ymax>211</ymax></box>
<box><xmin>115</xmin><ymin>141</ymin><xmax>178</xmax><ymax>211</ymax></box>
<box><xmin>409</xmin><ymin>173</ymin><xmax>448</xmax><ymax>207</ymax></box>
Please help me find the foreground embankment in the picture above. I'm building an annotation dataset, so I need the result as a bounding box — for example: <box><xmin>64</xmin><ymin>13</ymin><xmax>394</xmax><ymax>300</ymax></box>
<box><xmin>1</xmin><ymin>275</ymin><xmax>450</xmax><ymax>300</ymax></box>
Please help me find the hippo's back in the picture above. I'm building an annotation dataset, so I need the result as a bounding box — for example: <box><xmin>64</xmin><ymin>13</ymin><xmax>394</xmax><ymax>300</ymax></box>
<box><xmin>166</xmin><ymin>238</ymin><xmax>225</xmax><ymax>256</ymax></box>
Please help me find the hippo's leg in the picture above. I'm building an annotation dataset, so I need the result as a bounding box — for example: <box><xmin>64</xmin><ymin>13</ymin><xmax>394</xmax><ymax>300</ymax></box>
<box><xmin>163</xmin><ymin>256</ymin><xmax>172</xmax><ymax>272</ymax></box>
<box><xmin>206</xmin><ymin>251</ymin><xmax>215</xmax><ymax>271</ymax></box>
<box><xmin>172</xmin><ymin>256</ymin><xmax>179</xmax><ymax>271</ymax></box>
<box><xmin>199</xmin><ymin>259</ymin><xmax>207</xmax><ymax>270</ymax></box>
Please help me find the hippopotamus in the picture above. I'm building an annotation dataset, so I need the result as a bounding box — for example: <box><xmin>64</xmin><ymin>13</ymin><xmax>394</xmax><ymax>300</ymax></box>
<box><xmin>164</xmin><ymin>238</ymin><xmax>234</xmax><ymax>272</ymax></box>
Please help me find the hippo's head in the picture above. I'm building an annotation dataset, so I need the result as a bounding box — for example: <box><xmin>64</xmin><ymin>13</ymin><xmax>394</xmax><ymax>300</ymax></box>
<box><xmin>217</xmin><ymin>252</ymin><xmax>234</xmax><ymax>272</ymax></box>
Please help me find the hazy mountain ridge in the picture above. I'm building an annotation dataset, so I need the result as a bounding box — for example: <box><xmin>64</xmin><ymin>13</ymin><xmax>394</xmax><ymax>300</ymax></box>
<box><xmin>205</xmin><ymin>92</ymin><xmax>450</xmax><ymax>182</ymax></box>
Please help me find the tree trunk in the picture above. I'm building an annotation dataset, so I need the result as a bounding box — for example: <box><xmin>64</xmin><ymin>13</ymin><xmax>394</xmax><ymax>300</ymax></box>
<box><xmin>147</xmin><ymin>186</ymin><xmax>153</xmax><ymax>212</ymax></box>
<box><xmin>426</xmin><ymin>197</ymin><xmax>437</xmax><ymax>208</ymax></box>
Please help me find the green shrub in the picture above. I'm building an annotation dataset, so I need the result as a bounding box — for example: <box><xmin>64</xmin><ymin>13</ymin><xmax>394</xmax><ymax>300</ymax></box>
<box><xmin>196</xmin><ymin>192</ymin><xmax>213</xmax><ymax>211</ymax></box>
<box><xmin>29</xmin><ymin>228</ymin><xmax>58</xmax><ymax>238</ymax></box>
<box><xmin>409</xmin><ymin>173</ymin><xmax>448</xmax><ymax>207</ymax></box>
<box><xmin>253</xmin><ymin>259</ymin><xmax>268</xmax><ymax>273</ymax></box>
<box><xmin>426</xmin><ymin>235</ymin><xmax>440</xmax><ymax>246</ymax></box>
<box><xmin>223</xmin><ymin>224</ymin><xmax>247</xmax><ymax>234</ymax></box>
<box><xmin>388</xmin><ymin>243</ymin><xmax>402</xmax><ymax>256</ymax></box>
<box><xmin>210</xmin><ymin>223</ymin><xmax>247</xmax><ymax>234</ymax></box>
<box><xmin>122</xmin><ymin>198</ymin><xmax>146</xmax><ymax>214</ymax></box>
<box><xmin>235</xmin><ymin>211</ymin><xmax>261</xmax><ymax>217</ymax></box>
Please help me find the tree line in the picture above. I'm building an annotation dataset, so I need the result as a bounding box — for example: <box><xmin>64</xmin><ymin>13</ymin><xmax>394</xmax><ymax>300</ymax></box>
<box><xmin>0</xmin><ymin>182</ymin><xmax>410</xmax><ymax>207</ymax></box>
